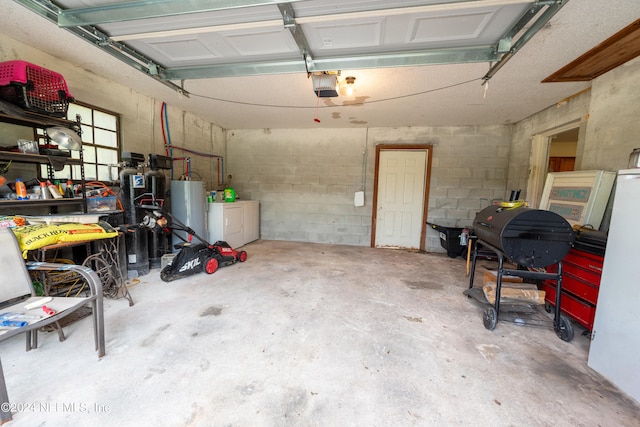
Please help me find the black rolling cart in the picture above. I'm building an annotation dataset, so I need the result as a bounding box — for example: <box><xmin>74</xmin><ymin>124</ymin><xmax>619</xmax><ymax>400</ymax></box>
<box><xmin>463</xmin><ymin>204</ymin><xmax>576</xmax><ymax>342</ymax></box>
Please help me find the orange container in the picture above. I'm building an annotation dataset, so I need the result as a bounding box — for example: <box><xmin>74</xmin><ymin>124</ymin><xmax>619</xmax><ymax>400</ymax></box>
<box><xmin>15</xmin><ymin>178</ymin><xmax>27</xmax><ymax>200</ymax></box>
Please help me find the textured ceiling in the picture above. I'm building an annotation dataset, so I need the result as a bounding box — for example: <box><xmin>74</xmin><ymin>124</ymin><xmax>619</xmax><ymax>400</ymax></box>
<box><xmin>3</xmin><ymin>0</ymin><xmax>640</xmax><ymax>129</ymax></box>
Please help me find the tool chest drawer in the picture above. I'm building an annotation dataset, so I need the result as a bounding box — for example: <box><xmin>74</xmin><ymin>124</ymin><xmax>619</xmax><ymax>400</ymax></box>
<box><xmin>562</xmin><ymin>250</ymin><xmax>604</xmax><ymax>287</ymax></box>
<box><xmin>561</xmin><ymin>273</ymin><xmax>600</xmax><ymax>305</ymax></box>
<box><xmin>542</xmin><ymin>282</ymin><xmax>596</xmax><ymax>330</ymax></box>
<box><xmin>544</xmin><ymin>247</ymin><xmax>604</xmax><ymax>330</ymax></box>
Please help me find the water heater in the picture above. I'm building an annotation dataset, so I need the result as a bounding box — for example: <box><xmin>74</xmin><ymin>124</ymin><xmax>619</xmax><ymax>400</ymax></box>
<box><xmin>170</xmin><ymin>180</ymin><xmax>207</xmax><ymax>248</ymax></box>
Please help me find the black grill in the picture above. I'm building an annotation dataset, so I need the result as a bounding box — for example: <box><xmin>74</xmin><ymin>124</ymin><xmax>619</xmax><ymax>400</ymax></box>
<box><xmin>473</xmin><ymin>205</ymin><xmax>575</xmax><ymax>268</ymax></box>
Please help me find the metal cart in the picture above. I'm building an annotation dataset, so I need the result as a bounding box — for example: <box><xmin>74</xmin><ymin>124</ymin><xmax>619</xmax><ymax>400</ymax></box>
<box><xmin>464</xmin><ymin>204</ymin><xmax>576</xmax><ymax>342</ymax></box>
<box><xmin>465</xmin><ymin>239</ymin><xmax>574</xmax><ymax>341</ymax></box>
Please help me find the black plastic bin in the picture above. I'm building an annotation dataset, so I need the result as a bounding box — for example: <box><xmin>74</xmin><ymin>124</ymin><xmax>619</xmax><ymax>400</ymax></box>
<box><xmin>427</xmin><ymin>222</ymin><xmax>467</xmax><ymax>258</ymax></box>
<box><xmin>573</xmin><ymin>229</ymin><xmax>607</xmax><ymax>256</ymax></box>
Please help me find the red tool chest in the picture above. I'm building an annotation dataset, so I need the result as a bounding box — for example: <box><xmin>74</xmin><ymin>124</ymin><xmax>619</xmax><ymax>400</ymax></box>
<box><xmin>542</xmin><ymin>247</ymin><xmax>604</xmax><ymax>330</ymax></box>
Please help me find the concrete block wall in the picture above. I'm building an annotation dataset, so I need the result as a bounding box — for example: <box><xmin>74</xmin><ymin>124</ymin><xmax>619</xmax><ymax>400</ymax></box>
<box><xmin>226</xmin><ymin>128</ymin><xmax>372</xmax><ymax>246</ymax></box>
<box><xmin>162</xmin><ymin>110</ymin><xmax>226</xmax><ymax>191</ymax></box>
<box><xmin>509</xmin><ymin>88</ymin><xmax>590</xmax><ymax>203</ymax></box>
<box><xmin>228</xmin><ymin>126</ymin><xmax>512</xmax><ymax>252</ymax></box>
<box><xmin>583</xmin><ymin>57</ymin><xmax>640</xmax><ymax>171</ymax></box>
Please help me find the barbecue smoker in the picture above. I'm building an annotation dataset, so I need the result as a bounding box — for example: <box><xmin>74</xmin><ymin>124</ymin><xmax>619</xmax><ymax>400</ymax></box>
<box><xmin>473</xmin><ymin>205</ymin><xmax>574</xmax><ymax>268</ymax></box>
<box><xmin>466</xmin><ymin>204</ymin><xmax>576</xmax><ymax>341</ymax></box>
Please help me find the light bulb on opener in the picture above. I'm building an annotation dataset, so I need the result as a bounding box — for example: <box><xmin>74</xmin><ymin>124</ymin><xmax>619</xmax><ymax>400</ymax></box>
<box><xmin>344</xmin><ymin>76</ymin><xmax>356</xmax><ymax>96</ymax></box>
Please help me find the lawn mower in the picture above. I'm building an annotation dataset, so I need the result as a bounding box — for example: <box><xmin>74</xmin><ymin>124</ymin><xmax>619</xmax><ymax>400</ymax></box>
<box><xmin>135</xmin><ymin>199</ymin><xmax>247</xmax><ymax>282</ymax></box>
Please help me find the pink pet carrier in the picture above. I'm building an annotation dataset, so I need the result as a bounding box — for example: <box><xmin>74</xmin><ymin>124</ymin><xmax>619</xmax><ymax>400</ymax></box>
<box><xmin>0</xmin><ymin>60</ymin><xmax>74</xmax><ymax>117</ymax></box>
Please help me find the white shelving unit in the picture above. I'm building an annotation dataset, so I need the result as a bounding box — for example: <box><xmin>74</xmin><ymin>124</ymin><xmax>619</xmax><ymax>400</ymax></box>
<box><xmin>0</xmin><ymin>102</ymin><xmax>86</xmax><ymax>214</ymax></box>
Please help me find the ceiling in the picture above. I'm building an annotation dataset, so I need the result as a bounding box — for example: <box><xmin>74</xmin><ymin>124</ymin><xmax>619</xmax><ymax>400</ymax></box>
<box><xmin>3</xmin><ymin>0</ymin><xmax>640</xmax><ymax>129</ymax></box>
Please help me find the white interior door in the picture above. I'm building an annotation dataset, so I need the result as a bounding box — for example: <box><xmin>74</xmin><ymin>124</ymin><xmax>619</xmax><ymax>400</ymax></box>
<box><xmin>374</xmin><ymin>150</ymin><xmax>427</xmax><ymax>249</ymax></box>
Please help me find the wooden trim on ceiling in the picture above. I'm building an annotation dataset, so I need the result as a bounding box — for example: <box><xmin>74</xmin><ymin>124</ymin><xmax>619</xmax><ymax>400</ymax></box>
<box><xmin>542</xmin><ymin>18</ymin><xmax>640</xmax><ymax>82</ymax></box>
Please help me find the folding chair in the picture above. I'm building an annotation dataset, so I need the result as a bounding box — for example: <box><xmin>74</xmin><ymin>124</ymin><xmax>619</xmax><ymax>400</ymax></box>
<box><xmin>0</xmin><ymin>227</ymin><xmax>104</xmax><ymax>423</ymax></box>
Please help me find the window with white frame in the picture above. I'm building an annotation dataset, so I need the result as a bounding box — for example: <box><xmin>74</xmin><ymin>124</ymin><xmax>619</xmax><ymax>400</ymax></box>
<box><xmin>39</xmin><ymin>102</ymin><xmax>120</xmax><ymax>182</ymax></box>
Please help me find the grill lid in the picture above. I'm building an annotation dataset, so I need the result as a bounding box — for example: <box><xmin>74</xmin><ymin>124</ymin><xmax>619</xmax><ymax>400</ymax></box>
<box><xmin>473</xmin><ymin>205</ymin><xmax>575</xmax><ymax>268</ymax></box>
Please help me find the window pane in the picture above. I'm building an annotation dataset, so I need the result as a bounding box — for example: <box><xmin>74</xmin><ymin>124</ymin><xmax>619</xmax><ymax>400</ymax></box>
<box><xmin>52</xmin><ymin>165</ymin><xmax>71</xmax><ymax>181</ymax></box>
<box><xmin>97</xmin><ymin>165</ymin><xmax>113</xmax><ymax>181</ymax></box>
<box><xmin>67</xmin><ymin>104</ymin><xmax>92</xmax><ymax>125</ymax></box>
<box><xmin>83</xmin><ymin>146</ymin><xmax>96</xmax><ymax>163</ymax></box>
<box><xmin>35</xmin><ymin>129</ymin><xmax>46</xmax><ymax>146</ymax></box>
<box><xmin>39</xmin><ymin>164</ymin><xmax>71</xmax><ymax>181</ymax></box>
<box><xmin>80</xmin><ymin>125</ymin><xmax>93</xmax><ymax>144</ymax></box>
<box><xmin>101</xmin><ymin>165</ymin><xmax>120</xmax><ymax>181</ymax></box>
<box><xmin>94</xmin><ymin>111</ymin><xmax>117</xmax><ymax>131</ymax></box>
<box><xmin>71</xmin><ymin>164</ymin><xmax>83</xmax><ymax>180</ymax></box>
<box><xmin>84</xmin><ymin>164</ymin><xmax>97</xmax><ymax>181</ymax></box>
<box><xmin>96</xmin><ymin>147</ymin><xmax>118</xmax><ymax>165</ymax></box>
<box><xmin>94</xmin><ymin>128</ymin><xmax>117</xmax><ymax>148</ymax></box>
<box><xmin>38</xmin><ymin>165</ymin><xmax>69</xmax><ymax>180</ymax></box>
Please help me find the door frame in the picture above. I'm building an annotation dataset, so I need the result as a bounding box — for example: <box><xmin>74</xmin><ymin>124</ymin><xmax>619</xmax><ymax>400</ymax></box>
<box><xmin>526</xmin><ymin>120</ymin><xmax>580</xmax><ymax>208</ymax></box>
<box><xmin>370</xmin><ymin>144</ymin><xmax>433</xmax><ymax>250</ymax></box>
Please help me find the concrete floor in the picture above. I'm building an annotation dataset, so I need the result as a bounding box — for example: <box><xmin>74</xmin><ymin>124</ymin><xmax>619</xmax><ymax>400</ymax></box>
<box><xmin>1</xmin><ymin>240</ymin><xmax>638</xmax><ymax>426</ymax></box>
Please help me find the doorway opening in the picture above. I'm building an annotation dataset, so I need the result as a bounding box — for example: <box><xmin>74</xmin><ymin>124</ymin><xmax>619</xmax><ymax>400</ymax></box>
<box><xmin>548</xmin><ymin>127</ymin><xmax>578</xmax><ymax>173</ymax></box>
<box><xmin>526</xmin><ymin>122</ymin><xmax>580</xmax><ymax>208</ymax></box>
<box><xmin>371</xmin><ymin>144</ymin><xmax>433</xmax><ymax>250</ymax></box>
